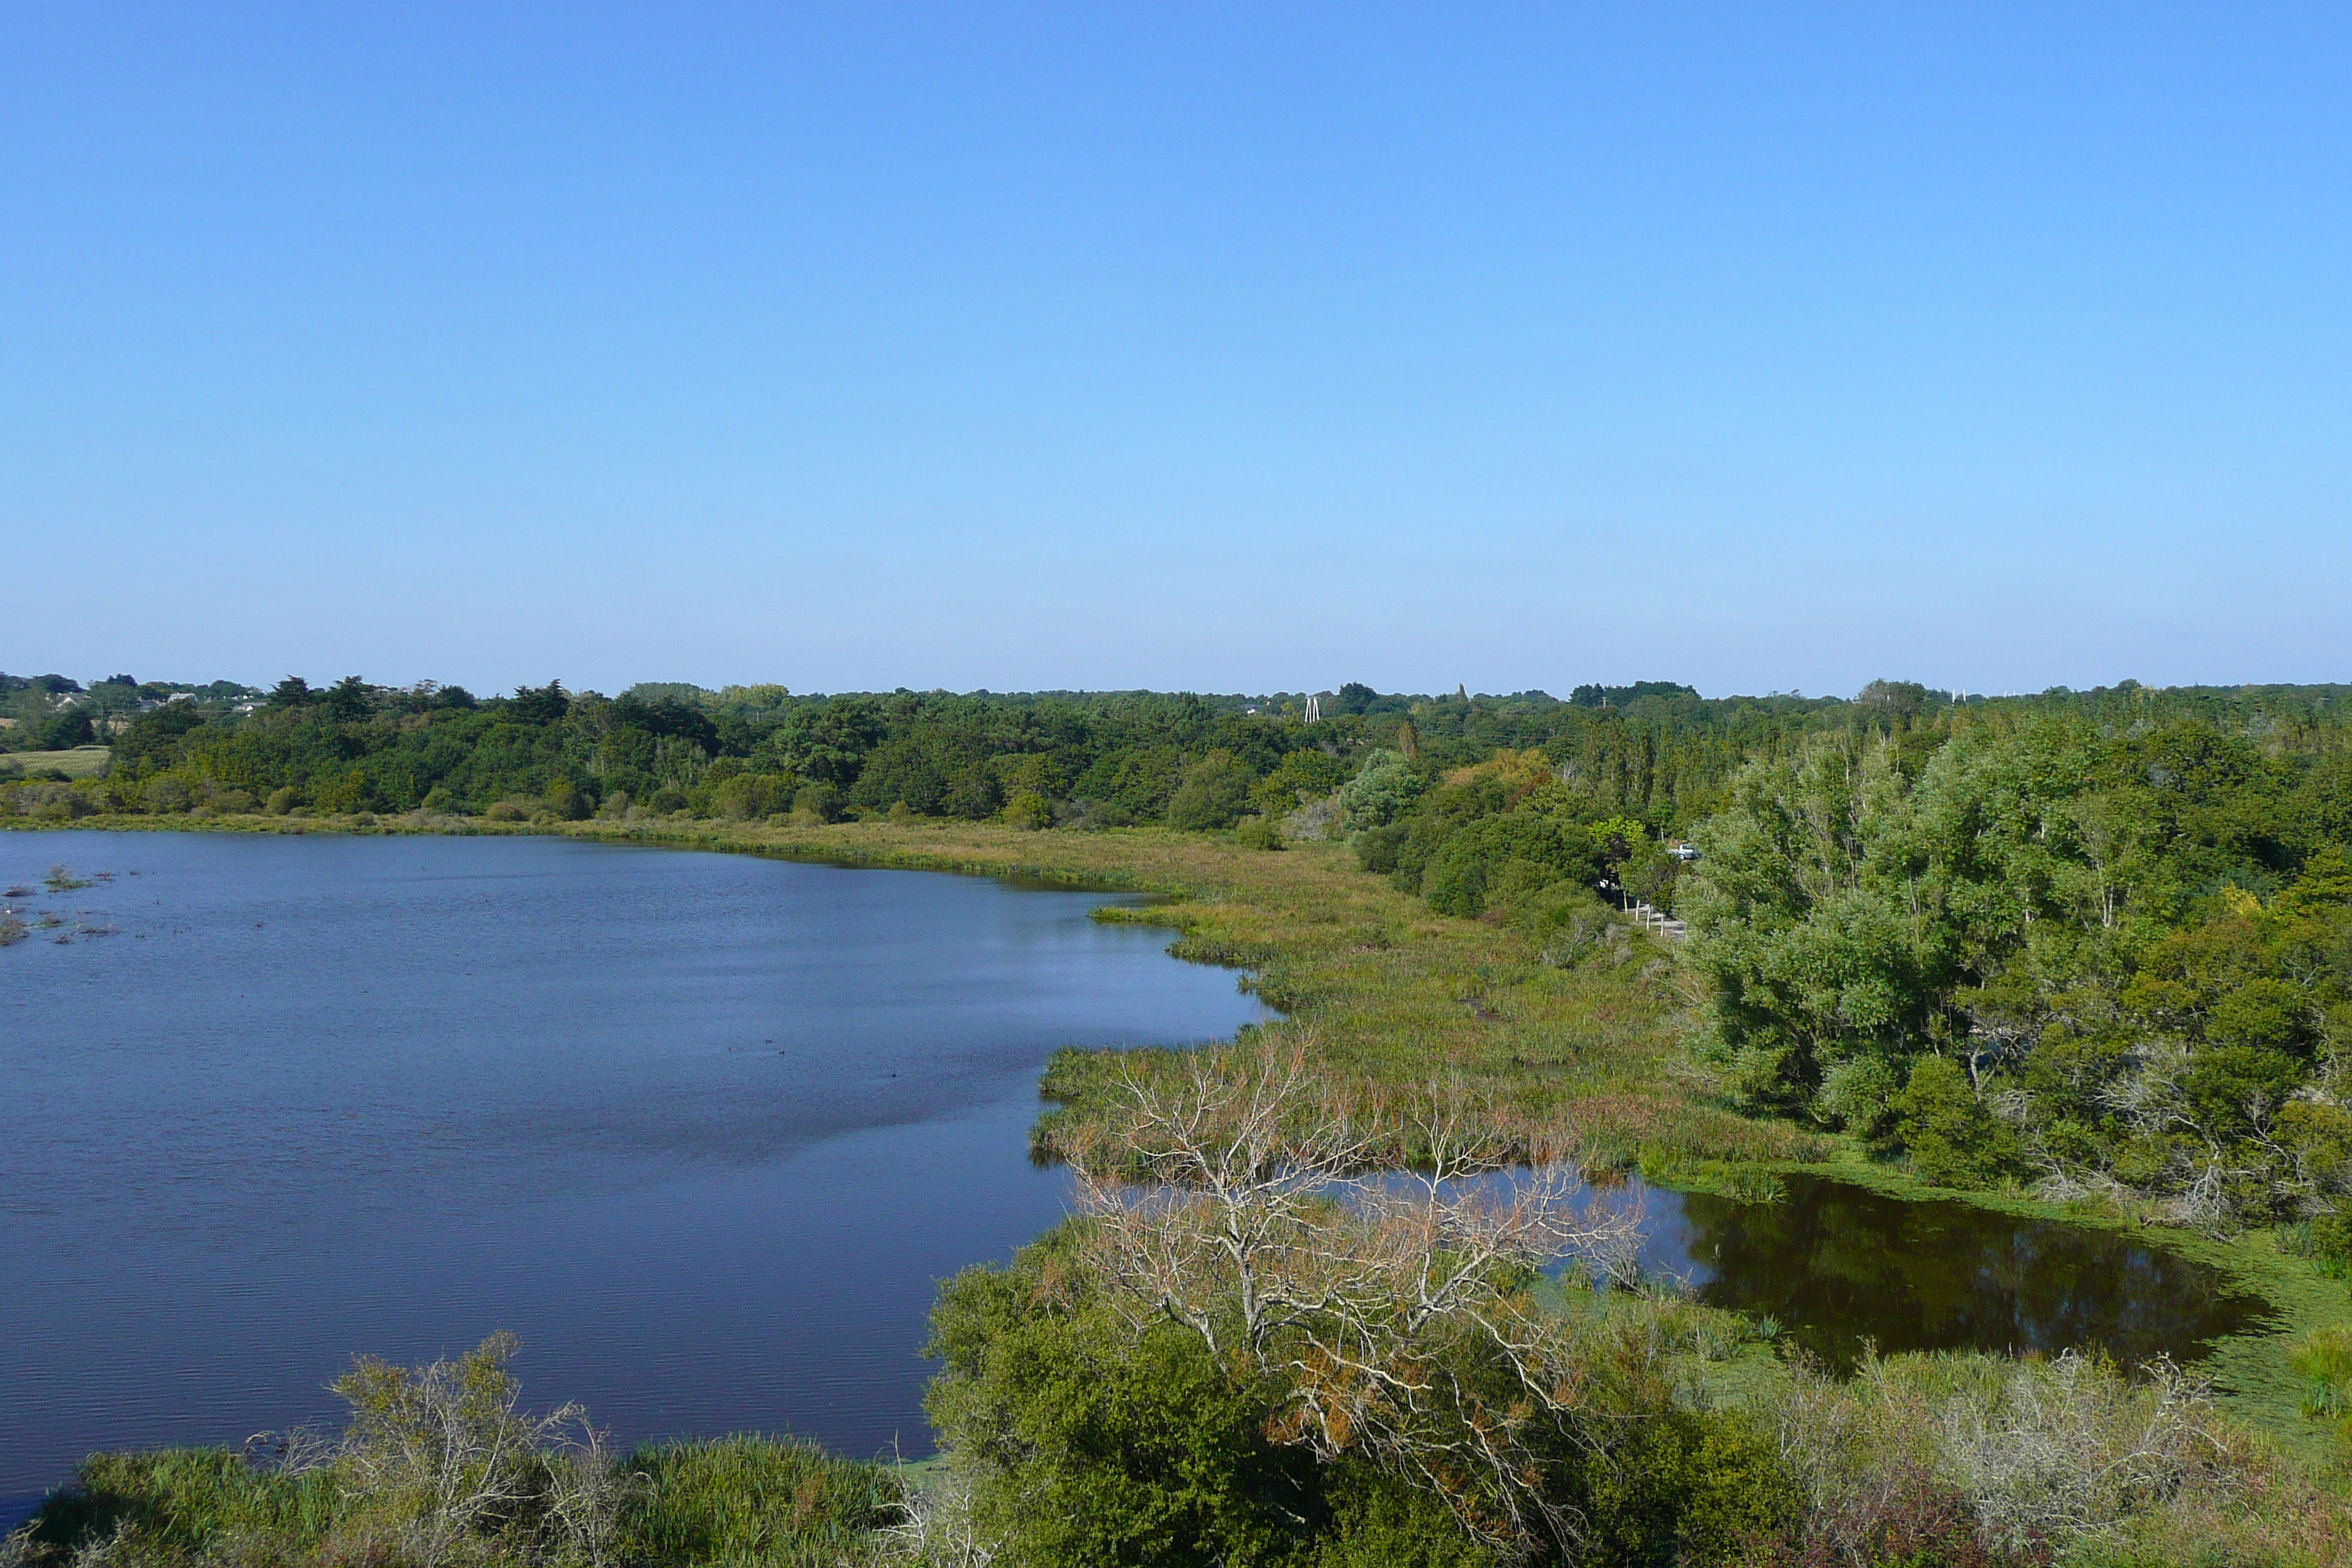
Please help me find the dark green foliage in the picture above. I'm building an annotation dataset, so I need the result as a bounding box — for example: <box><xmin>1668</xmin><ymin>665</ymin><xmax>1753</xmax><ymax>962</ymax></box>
<box><xmin>925</xmin><ymin>1257</ymin><xmax>1328</xmax><ymax>1567</ymax></box>
<box><xmin>110</xmin><ymin>704</ymin><xmax>210</xmax><ymax>773</ymax></box>
<box><xmin>1417</xmin><ymin>813</ymin><xmax>1601</xmax><ymax>918</ymax></box>
<box><xmin>26</xmin><ymin>1361</ymin><xmax>899</xmax><ymax>1568</ymax></box>
<box><xmin>1578</xmin><ymin>1406</ymin><xmax>1798</xmax><ymax>1567</ymax></box>
<box><xmin>1305</xmin><ymin>1463</ymin><xmax>1496</xmax><ymax>1567</ymax></box>
<box><xmin>1681</xmin><ymin>715</ymin><xmax>2352</xmax><ymax>1216</ymax></box>
<box><xmin>920</xmin><ymin>1230</ymin><xmax>1811</xmax><ymax>1568</ymax></box>
<box><xmin>28</xmin><ymin>1448</ymin><xmax>343</xmax><ymax>1561</ymax></box>
<box><xmin>1353</xmin><ymin>821</ymin><xmax>1408</xmax><ymax>872</ymax></box>
<box><xmin>27</xmin><ymin>709</ymin><xmax>96</xmax><ymax>748</ymax></box>
<box><xmin>1889</xmin><ymin>1056</ymin><xmax>2019</xmax><ymax>1188</ymax></box>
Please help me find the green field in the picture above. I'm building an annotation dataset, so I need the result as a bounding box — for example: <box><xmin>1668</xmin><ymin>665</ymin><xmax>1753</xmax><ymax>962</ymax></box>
<box><xmin>0</xmin><ymin>746</ymin><xmax>110</xmax><ymax>780</ymax></box>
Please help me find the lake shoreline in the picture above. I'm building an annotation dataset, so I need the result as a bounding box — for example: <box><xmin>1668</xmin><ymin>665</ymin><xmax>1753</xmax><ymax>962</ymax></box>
<box><xmin>11</xmin><ymin>810</ymin><xmax>2348</xmax><ymax>1460</ymax></box>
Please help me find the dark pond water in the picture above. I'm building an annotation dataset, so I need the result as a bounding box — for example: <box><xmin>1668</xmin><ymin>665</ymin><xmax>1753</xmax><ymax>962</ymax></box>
<box><xmin>0</xmin><ymin>832</ymin><xmax>1267</xmax><ymax>1520</ymax></box>
<box><xmin>0</xmin><ymin>832</ymin><xmax>2272</xmax><ymax>1526</ymax></box>
<box><xmin>1655</xmin><ymin>1175</ymin><xmax>2270</xmax><ymax>1370</ymax></box>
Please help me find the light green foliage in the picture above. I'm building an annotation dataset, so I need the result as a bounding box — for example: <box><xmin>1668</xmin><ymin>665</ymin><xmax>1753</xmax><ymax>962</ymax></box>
<box><xmin>618</xmin><ymin>1436</ymin><xmax>900</xmax><ymax>1567</ymax></box>
<box><xmin>1234</xmin><ymin>813</ymin><xmax>1286</xmax><ymax>851</ymax></box>
<box><xmin>1332</xmin><ymin>749</ymin><xmax>1421</xmax><ymax>834</ymax></box>
<box><xmin>999</xmin><ymin>788</ymin><xmax>1053</xmax><ymax>830</ymax></box>
<box><xmin>2292</xmin><ymin>1325</ymin><xmax>2352</xmax><ymax>1422</ymax></box>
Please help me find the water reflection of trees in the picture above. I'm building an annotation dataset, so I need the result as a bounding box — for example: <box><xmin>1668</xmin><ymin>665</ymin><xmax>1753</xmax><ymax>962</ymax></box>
<box><xmin>1676</xmin><ymin>1176</ymin><xmax>2263</xmax><ymax>1369</ymax></box>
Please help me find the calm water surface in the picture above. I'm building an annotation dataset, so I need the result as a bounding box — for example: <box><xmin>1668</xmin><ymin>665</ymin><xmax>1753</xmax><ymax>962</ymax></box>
<box><xmin>0</xmin><ymin>832</ymin><xmax>2271</xmax><ymax>1523</ymax></box>
<box><xmin>1661</xmin><ymin>1175</ymin><xmax>2269</xmax><ymax>1368</ymax></box>
<box><xmin>0</xmin><ymin>832</ymin><xmax>1267</xmax><ymax>1518</ymax></box>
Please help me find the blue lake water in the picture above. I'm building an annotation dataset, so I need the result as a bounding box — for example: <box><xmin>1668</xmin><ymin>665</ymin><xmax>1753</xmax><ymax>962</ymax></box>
<box><xmin>0</xmin><ymin>832</ymin><xmax>1267</xmax><ymax>1518</ymax></box>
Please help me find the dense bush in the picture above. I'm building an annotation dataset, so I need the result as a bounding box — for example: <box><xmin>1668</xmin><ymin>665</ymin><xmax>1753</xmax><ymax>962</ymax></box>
<box><xmin>1680</xmin><ymin>722</ymin><xmax>2352</xmax><ymax>1221</ymax></box>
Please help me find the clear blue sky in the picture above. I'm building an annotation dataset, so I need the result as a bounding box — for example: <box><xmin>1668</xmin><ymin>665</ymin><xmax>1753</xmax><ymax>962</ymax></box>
<box><xmin>4</xmin><ymin>4</ymin><xmax>2345</xmax><ymax>698</ymax></box>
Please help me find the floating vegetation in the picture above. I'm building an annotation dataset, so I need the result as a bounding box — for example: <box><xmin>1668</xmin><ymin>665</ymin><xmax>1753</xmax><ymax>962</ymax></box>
<box><xmin>44</xmin><ymin>864</ymin><xmax>93</xmax><ymax>892</ymax></box>
<box><xmin>3</xmin><ymin>884</ymin><xmax>34</xmax><ymax>899</ymax></box>
<box><xmin>0</xmin><ymin>913</ymin><xmax>24</xmax><ymax>946</ymax></box>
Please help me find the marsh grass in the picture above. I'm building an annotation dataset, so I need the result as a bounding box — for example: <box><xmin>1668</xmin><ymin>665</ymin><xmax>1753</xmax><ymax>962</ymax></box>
<box><xmin>618</xmin><ymin>1437</ymin><xmax>901</xmax><ymax>1567</ymax></box>
<box><xmin>25</xmin><ymin>1438</ymin><xmax>900</xmax><ymax>1568</ymax></box>
<box><xmin>26</xmin><ymin>1448</ymin><xmax>345</xmax><ymax>1563</ymax></box>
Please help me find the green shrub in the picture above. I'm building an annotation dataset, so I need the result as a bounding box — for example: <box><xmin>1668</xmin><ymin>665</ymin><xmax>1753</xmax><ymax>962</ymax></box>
<box><xmin>1417</xmin><ymin>814</ymin><xmax>1599</xmax><ymax>919</ymax></box>
<box><xmin>1308</xmin><ymin>1461</ymin><xmax>1496</xmax><ymax>1567</ymax></box>
<box><xmin>1814</xmin><ymin>1055</ymin><xmax>1900</xmax><ymax>1137</ymax></box>
<box><xmin>1891</xmin><ymin>1056</ymin><xmax>2018</xmax><ymax>1188</ymax></box>
<box><xmin>29</xmin><ymin>1447</ymin><xmax>341</xmax><ymax>1562</ymax></box>
<box><xmin>1167</xmin><ymin>750</ymin><xmax>1257</xmax><ymax>831</ymax></box>
<box><xmin>791</xmin><ymin>783</ymin><xmax>844</xmax><ymax>823</ymax></box>
<box><xmin>1333</xmin><ymin>750</ymin><xmax>1421</xmax><ymax>833</ymax></box>
<box><xmin>925</xmin><ymin>1258</ymin><xmax>1327</xmax><ymax>1567</ymax></box>
<box><xmin>1353</xmin><ymin>822</ymin><xmax>1408</xmax><ymax>873</ymax></box>
<box><xmin>1000</xmin><ymin>788</ymin><xmax>1054</xmax><ymax>831</ymax></box>
<box><xmin>1235</xmin><ymin>814</ymin><xmax>1286</xmax><ymax>851</ymax></box>
<box><xmin>543</xmin><ymin>780</ymin><xmax>591</xmax><ymax>820</ymax></box>
<box><xmin>141</xmin><ymin>777</ymin><xmax>192</xmax><ymax>815</ymax></box>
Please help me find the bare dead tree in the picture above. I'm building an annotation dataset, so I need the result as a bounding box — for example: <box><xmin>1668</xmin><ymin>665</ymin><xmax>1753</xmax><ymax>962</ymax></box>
<box><xmin>1069</xmin><ymin>1041</ymin><xmax>1651</xmax><ymax>1558</ymax></box>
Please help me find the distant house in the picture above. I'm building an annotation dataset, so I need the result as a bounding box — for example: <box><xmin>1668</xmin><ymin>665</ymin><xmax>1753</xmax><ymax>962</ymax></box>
<box><xmin>1666</xmin><ymin>841</ymin><xmax>1700</xmax><ymax>862</ymax></box>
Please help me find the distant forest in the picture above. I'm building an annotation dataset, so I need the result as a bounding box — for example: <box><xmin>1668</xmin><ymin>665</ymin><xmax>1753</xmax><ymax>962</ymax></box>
<box><xmin>11</xmin><ymin>669</ymin><xmax>2352</xmax><ymax>1236</ymax></box>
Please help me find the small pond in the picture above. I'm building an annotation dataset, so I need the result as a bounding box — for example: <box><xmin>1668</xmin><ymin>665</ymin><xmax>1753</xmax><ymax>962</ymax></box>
<box><xmin>0</xmin><ymin>832</ymin><xmax>2273</xmax><ymax>1526</ymax></box>
<box><xmin>1653</xmin><ymin>1175</ymin><xmax>2269</xmax><ymax>1369</ymax></box>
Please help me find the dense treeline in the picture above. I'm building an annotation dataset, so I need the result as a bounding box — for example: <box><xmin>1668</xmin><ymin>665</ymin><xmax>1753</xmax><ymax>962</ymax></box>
<box><xmin>2</xmin><ymin>668</ymin><xmax>2119</xmax><ymax>826</ymax></box>
<box><xmin>4</xmin><ymin>672</ymin><xmax>1809</xmax><ymax>823</ymax></box>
